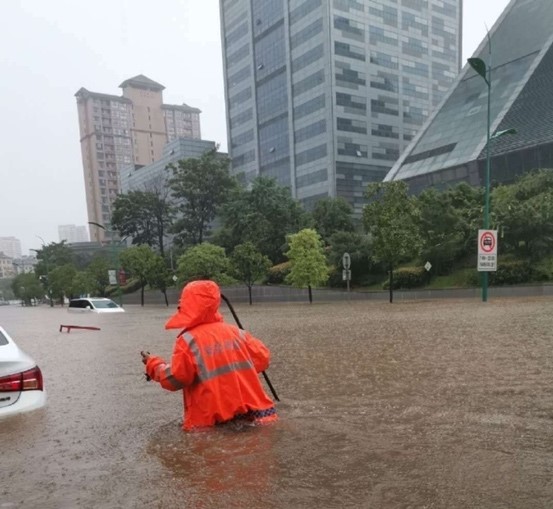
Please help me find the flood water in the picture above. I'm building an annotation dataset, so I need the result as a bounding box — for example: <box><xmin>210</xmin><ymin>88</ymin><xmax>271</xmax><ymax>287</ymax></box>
<box><xmin>1</xmin><ymin>297</ymin><xmax>553</xmax><ymax>508</ymax></box>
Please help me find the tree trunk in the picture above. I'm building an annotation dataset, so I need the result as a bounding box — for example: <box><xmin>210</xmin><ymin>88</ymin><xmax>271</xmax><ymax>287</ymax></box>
<box><xmin>389</xmin><ymin>265</ymin><xmax>394</xmax><ymax>304</ymax></box>
<box><xmin>141</xmin><ymin>284</ymin><xmax>145</xmax><ymax>306</ymax></box>
<box><xmin>162</xmin><ymin>289</ymin><xmax>169</xmax><ymax>307</ymax></box>
<box><xmin>248</xmin><ymin>285</ymin><xmax>253</xmax><ymax>305</ymax></box>
<box><xmin>308</xmin><ymin>285</ymin><xmax>313</xmax><ymax>304</ymax></box>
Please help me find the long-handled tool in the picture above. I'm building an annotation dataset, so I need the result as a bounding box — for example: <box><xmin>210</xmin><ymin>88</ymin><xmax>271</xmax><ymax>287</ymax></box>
<box><xmin>221</xmin><ymin>293</ymin><xmax>280</xmax><ymax>402</ymax></box>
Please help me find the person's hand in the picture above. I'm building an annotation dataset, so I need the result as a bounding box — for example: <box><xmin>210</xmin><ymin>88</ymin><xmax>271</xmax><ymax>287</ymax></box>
<box><xmin>140</xmin><ymin>351</ymin><xmax>151</xmax><ymax>365</ymax></box>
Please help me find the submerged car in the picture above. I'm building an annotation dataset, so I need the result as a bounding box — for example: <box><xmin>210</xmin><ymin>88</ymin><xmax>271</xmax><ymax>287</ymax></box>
<box><xmin>68</xmin><ymin>297</ymin><xmax>125</xmax><ymax>313</ymax></box>
<box><xmin>0</xmin><ymin>326</ymin><xmax>46</xmax><ymax>418</ymax></box>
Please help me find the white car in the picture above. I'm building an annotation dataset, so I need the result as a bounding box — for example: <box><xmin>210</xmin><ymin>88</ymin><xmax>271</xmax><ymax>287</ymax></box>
<box><xmin>0</xmin><ymin>326</ymin><xmax>46</xmax><ymax>418</ymax></box>
<box><xmin>68</xmin><ymin>297</ymin><xmax>125</xmax><ymax>313</ymax></box>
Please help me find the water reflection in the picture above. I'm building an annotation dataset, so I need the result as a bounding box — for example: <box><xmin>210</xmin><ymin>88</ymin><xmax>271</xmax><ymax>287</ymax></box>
<box><xmin>148</xmin><ymin>420</ymin><xmax>278</xmax><ymax>508</ymax></box>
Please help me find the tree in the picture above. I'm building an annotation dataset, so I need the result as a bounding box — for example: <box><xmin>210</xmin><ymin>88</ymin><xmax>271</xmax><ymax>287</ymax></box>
<box><xmin>120</xmin><ymin>245</ymin><xmax>158</xmax><ymax>306</ymax></box>
<box><xmin>326</xmin><ymin>231</ymin><xmax>374</xmax><ymax>286</ymax></box>
<box><xmin>176</xmin><ymin>243</ymin><xmax>234</xmax><ymax>286</ymax></box>
<box><xmin>285</xmin><ymin>229</ymin><xmax>329</xmax><ymax>303</ymax></box>
<box><xmin>491</xmin><ymin>170</ymin><xmax>553</xmax><ymax>260</ymax></box>
<box><xmin>415</xmin><ymin>188</ymin><xmax>466</xmax><ymax>275</ymax></box>
<box><xmin>11</xmin><ymin>273</ymin><xmax>43</xmax><ymax>306</ymax></box>
<box><xmin>146</xmin><ymin>253</ymin><xmax>173</xmax><ymax>307</ymax></box>
<box><xmin>33</xmin><ymin>241</ymin><xmax>74</xmax><ymax>306</ymax></box>
<box><xmin>111</xmin><ymin>181</ymin><xmax>175</xmax><ymax>258</ymax></box>
<box><xmin>48</xmin><ymin>264</ymin><xmax>77</xmax><ymax>305</ymax></box>
<box><xmin>446</xmin><ymin>182</ymin><xmax>484</xmax><ymax>259</ymax></box>
<box><xmin>363</xmin><ymin>181</ymin><xmax>422</xmax><ymax>303</ymax></box>
<box><xmin>312</xmin><ymin>197</ymin><xmax>355</xmax><ymax>243</ymax></box>
<box><xmin>231</xmin><ymin>242</ymin><xmax>271</xmax><ymax>305</ymax></box>
<box><xmin>169</xmin><ymin>150</ymin><xmax>236</xmax><ymax>246</ymax></box>
<box><xmin>71</xmin><ymin>271</ymin><xmax>96</xmax><ymax>298</ymax></box>
<box><xmin>86</xmin><ymin>256</ymin><xmax>110</xmax><ymax>297</ymax></box>
<box><xmin>217</xmin><ymin>177</ymin><xmax>309</xmax><ymax>263</ymax></box>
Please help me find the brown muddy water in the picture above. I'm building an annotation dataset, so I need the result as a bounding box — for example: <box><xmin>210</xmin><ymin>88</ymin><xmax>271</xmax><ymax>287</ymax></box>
<box><xmin>1</xmin><ymin>297</ymin><xmax>553</xmax><ymax>508</ymax></box>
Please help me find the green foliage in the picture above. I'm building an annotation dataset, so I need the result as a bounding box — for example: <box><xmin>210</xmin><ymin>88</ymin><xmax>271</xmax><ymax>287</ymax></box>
<box><xmin>312</xmin><ymin>197</ymin><xmax>355</xmax><ymax>243</ymax></box>
<box><xmin>326</xmin><ymin>231</ymin><xmax>374</xmax><ymax>286</ymax></box>
<box><xmin>491</xmin><ymin>169</ymin><xmax>553</xmax><ymax>260</ymax></box>
<box><xmin>33</xmin><ymin>241</ymin><xmax>74</xmax><ymax>277</ymax></box>
<box><xmin>169</xmin><ymin>150</ymin><xmax>237</xmax><ymax>246</ymax></box>
<box><xmin>176</xmin><ymin>242</ymin><xmax>234</xmax><ymax>285</ymax></box>
<box><xmin>363</xmin><ymin>181</ymin><xmax>422</xmax><ymax>301</ymax></box>
<box><xmin>415</xmin><ymin>187</ymin><xmax>467</xmax><ymax>275</ymax></box>
<box><xmin>86</xmin><ymin>256</ymin><xmax>110</xmax><ymax>296</ymax></box>
<box><xmin>217</xmin><ymin>176</ymin><xmax>309</xmax><ymax>263</ymax></box>
<box><xmin>382</xmin><ymin>266</ymin><xmax>427</xmax><ymax>290</ymax></box>
<box><xmin>265</xmin><ymin>262</ymin><xmax>292</xmax><ymax>285</ymax></box>
<box><xmin>120</xmin><ymin>245</ymin><xmax>158</xmax><ymax>288</ymax></box>
<box><xmin>49</xmin><ymin>264</ymin><xmax>77</xmax><ymax>304</ymax></box>
<box><xmin>71</xmin><ymin>271</ymin><xmax>96</xmax><ymax>297</ymax></box>
<box><xmin>11</xmin><ymin>273</ymin><xmax>43</xmax><ymax>305</ymax></box>
<box><xmin>231</xmin><ymin>242</ymin><xmax>271</xmax><ymax>288</ymax></box>
<box><xmin>489</xmin><ymin>261</ymin><xmax>534</xmax><ymax>286</ymax></box>
<box><xmin>111</xmin><ymin>188</ymin><xmax>175</xmax><ymax>257</ymax></box>
<box><xmin>285</xmin><ymin>229</ymin><xmax>329</xmax><ymax>290</ymax></box>
<box><xmin>363</xmin><ymin>181</ymin><xmax>422</xmax><ymax>267</ymax></box>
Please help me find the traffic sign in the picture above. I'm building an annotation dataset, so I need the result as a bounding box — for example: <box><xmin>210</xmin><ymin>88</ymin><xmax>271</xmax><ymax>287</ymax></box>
<box><xmin>342</xmin><ymin>269</ymin><xmax>351</xmax><ymax>281</ymax></box>
<box><xmin>477</xmin><ymin>229</ymin><xmax>498</xmax><ymax>271</ymax></box>
<box><xmin>424</xmin><ymin>261</ymin><xmax>432</xmax><ymax>272</ymax></box>
<box><xmin>342</xmin><ymin>252</ymin><xmax>351</xmax><ymax>269</ymax></box>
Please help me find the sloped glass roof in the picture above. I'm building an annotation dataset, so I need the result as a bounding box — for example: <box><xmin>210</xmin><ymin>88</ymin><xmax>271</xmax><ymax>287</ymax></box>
<box><xmin>386</xmin><ymin>0</ymin><xmax>553</xmax><ymax>181</ymax></box>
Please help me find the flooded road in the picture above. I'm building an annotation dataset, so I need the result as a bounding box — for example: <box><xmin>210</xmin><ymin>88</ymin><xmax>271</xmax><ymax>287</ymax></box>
<box><xmin>1</xmin><ymin>297</ymin><xmax>553</xmax><ymax>508</ymax></box>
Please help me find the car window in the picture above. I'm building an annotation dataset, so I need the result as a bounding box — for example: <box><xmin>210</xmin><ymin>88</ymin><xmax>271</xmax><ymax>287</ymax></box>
<box><xmin>91</xmin><ymin>300</ymin><xmax>118</xmax><ymax>309</ymax></box>
<box><xmin>0</xmin><ymin>330</ymin><xmax>8</xmax><ymax>346</ymax></box>
<box><xmin>69</xmin><ymin>300</ymin><xmax>88</xmax><ymax>308</ymax></box>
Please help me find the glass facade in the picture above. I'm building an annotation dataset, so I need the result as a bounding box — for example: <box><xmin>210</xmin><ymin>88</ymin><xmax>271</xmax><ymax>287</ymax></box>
<box><xmin>386</xmin><ymin>0</ymin><xmax>553</xmax><ymax>192</ymax></box>
<box><xmin>220</xmin><ymin>0</ymin><xmax>461</xmax><ymax>215</ymax></box>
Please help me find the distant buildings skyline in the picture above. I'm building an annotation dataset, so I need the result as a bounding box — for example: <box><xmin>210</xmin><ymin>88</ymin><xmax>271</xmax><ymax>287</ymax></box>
<box><xmin>58</xmin><ymin>224</ymin><xmax>89</xmax><ymax>244</ymax></box>
<box><xmin>0</xmin><ymin>237</ymin><xmax>22</xmax><ymax>259</ymax></box>
<box><xmin>75</xmin><ymin>75</ymin><xmax>202</xmax><ymax>242</ymax></box>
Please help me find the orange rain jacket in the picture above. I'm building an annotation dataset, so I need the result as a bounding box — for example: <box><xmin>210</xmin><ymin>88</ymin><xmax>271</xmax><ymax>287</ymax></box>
<box><xmin>145</xmin><ymin>280</ymin><xmax>277</xmax><ymax>431</ymax></box>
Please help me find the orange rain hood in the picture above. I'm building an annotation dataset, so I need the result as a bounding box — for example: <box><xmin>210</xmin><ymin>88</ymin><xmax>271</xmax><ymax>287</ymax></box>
<box><xmin>165</xmin><ymin>280</ymin><xmax>224</xmax><ymax>330</ymax></box>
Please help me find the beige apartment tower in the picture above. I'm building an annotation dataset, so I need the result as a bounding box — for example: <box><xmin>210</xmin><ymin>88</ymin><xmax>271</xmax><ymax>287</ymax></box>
<box><xmin>75</xmin><ymin>75</ymin><xmax>201</xmax><ymax>242</ymax></box>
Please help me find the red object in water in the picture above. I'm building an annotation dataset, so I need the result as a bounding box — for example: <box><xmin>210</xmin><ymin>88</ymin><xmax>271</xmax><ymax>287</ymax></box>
<box><xmin>59</xmin><ymin>325</ymin><xmax>101</xmax><ymax>333</ymax></box>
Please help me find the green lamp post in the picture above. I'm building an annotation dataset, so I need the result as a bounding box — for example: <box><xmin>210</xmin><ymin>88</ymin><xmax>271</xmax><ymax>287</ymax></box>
<box><xmin>468</xmin><ymin>35</ymin><xmax>516</xmax><ymax>302</ymax></box>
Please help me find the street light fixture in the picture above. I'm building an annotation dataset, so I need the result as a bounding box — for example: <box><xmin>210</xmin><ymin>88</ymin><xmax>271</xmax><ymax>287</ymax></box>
<box><xmin>468</xmin><ymin>33</ymin><xmax>516</xmax><ymax>303</ymax></box>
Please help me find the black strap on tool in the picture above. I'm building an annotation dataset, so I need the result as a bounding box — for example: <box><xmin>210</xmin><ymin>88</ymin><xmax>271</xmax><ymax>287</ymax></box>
<box><xmin>221</xmin><ymin>293</ymin><xmax>280</xmax><ymax>402</ymax></box>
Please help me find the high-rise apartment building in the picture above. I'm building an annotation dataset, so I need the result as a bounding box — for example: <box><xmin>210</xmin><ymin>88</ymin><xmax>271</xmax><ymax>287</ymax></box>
<box><xmin>58</xmin><ymin>225</ymin><xmax>89</xmax><ymax>244</ymax></box>
<box><xmin>0</xmin><ymin>237</ymin><xmax>22</xmax><ymax>259</ymax></box>
<box><xmin>220</xmin><ymin>0</ymin><xmax>462</xmax><ymax>214</ymax></box>
<box><xmin>386</xmin><ymin>0</ymin><xmax>553</xmax><ymax>193</ymax></box>
<box><xmin>75</xmin><ymin>75</ymin><xmax>201</xmax><ymax>242</ymax></box>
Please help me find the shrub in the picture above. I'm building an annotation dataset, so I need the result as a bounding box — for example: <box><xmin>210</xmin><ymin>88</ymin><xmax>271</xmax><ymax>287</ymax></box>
<box><xmin>489</xmin><ymin>260</ymin><xmax>533</xmax><ymax>286</ymax></box>
<box><xmin>382</xmin><ymin>266</ymin><xmax>427</xmax><ymax>290</ymax></box>
<box><xmin>265</xmin><ymin>262</ymin><xmax>292</xmax><ymax>285</ymax></box>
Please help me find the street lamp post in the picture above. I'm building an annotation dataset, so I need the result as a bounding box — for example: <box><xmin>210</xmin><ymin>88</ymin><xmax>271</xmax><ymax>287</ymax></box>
<box><xmin>468</xmin><ymin>35</ymin><xmax>516</xmax><ymax>303</ymax></box>
<box><xmin>88</xmin><ymin>221</ymin><xmax>125</xmax><ymax>307</ymax></box>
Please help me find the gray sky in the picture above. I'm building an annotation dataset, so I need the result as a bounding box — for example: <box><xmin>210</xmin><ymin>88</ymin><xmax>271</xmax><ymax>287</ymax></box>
<box><xmin>0</xmin><ymin>0</ymin><xmax>510</xmax><ymax>254</ymax></box>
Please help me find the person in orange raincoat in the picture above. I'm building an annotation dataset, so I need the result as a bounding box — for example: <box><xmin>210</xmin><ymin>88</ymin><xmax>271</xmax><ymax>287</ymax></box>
<box><xmin>141</xmin><ymin>280</ymin><xmax>278</xmax><ymax>431</ymax></box>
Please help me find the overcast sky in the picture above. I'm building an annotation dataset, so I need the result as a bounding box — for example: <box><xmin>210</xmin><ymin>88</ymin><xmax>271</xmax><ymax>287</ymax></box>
<box><xmin>0</xmin><ymin>0</ymin><xmax>511</xmax><ymax>254</ymax></box>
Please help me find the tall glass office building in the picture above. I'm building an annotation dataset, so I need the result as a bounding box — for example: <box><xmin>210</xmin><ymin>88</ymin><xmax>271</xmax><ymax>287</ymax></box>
<box><xmin>386</xmin><ymin>0</ymin><xmax>553</xmax><ymax>193</ymax></box>
<box><xmin>220</xmin><ymin>0</ymin><xmax>462</xmax><ymax>215</ymax></box>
